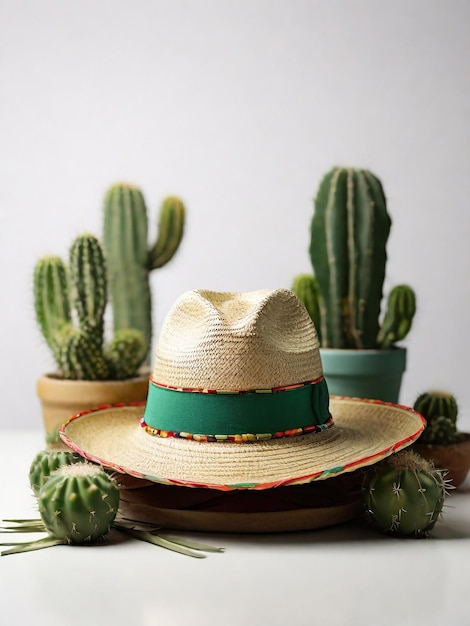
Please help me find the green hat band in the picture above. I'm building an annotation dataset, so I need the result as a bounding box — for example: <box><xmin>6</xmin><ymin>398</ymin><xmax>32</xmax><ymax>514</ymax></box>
<box><xmin>141</xmin><ymin>377</ymin><xmax>332</xmax><ymax>442</ymax></box>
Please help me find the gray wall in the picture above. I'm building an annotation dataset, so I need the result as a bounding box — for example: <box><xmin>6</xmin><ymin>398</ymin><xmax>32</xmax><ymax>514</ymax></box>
<box><xmin>1</xmin><ymin>0</ymin><xmax>469</xmax><ymax>429</ymax></box>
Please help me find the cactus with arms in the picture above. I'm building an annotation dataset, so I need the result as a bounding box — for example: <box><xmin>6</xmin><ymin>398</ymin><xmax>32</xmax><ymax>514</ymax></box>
<box><xmin>293</xmin><ymin>167</ymin><xmax>416</xmax><ymax>349</ymax></box>
<box><xmin>34</xmin><ymin>233</ymin><xmax>146</xmax><ymax>380</ymax></box>
<box><xmin>103</xmin><ymin>183</ymin><xmax>185</xmax><ymax>361</ymax></box>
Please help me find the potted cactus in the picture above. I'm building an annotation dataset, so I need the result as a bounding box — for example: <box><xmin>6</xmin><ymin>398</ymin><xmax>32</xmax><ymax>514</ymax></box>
<box><xmin>35</xmin><ymin>233</ymin><xmax>149</xmax><ymax>437</ymax></box>
<box><xmin>292</xmin><ymin>167</ymin><xmax>417</xmax><ymax>402</ymax></box>
<box><xmin>102</xmin><ymin>183</ymin><xmax>185</xmax><ymax>363</ymax></box>
<box><xmin>412</xmin><ymin>391</ymin><xmax>470</xmax><ymax>488</ymax></box>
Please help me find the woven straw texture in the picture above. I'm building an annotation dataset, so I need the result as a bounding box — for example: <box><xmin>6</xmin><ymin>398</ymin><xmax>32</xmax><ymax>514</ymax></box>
<box><xmin>153</xmin><ymin>288</ymin><xmax>322</xmax><ymax>389</ymax></box>
<box><xmin>61</xmin><ymin>288</ymin><xmax>424</xmax><ymax>490</ymax></box>
<box><xmin>62</xmin><ymin>397</ymin><xmax>424</xmax><ymax>490</ymax></box>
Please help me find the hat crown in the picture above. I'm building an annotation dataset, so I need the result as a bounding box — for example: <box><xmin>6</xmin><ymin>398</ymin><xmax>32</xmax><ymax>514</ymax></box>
<box><xmin>153</xmin><ymin>288</ymin><xmax>322</xmax><ymax>390</ymax></box>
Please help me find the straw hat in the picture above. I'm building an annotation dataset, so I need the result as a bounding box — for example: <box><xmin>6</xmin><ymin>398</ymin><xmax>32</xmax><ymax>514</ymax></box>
<box><xmin>61</xmin><ymin>288</ymin><xmax>424</xmax><ymax>491</ymax></box>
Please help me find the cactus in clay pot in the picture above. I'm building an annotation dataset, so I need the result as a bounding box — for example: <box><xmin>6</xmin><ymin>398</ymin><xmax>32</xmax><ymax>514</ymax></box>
<box><xmin>414</xmin><ymin>391</ymin><xmax>460</xmax><ymax>445</ymax></box>
<box><xmin>29</xmin><ymin>449</ymin><xmax>83</xmax><ymax>497</ymax></box>
<box><xmin>292</xmin><ymin>167</ymin><xmax>416</xmax><ymax>349</ymax></box>
<box><xmin>362</xmin><ymin>450</ymin><xmax>447</xmax><ymax>537</ymax></box>
<box><xmin>38</xmin><ymin>463</ymin><xmax>120</xmax><ymax>544</ymax></box>
<box><xmin>34</xmin><ymin>233</ymin><xmax>146</xmax><ymax>380</ymax></box>
<box><xmin>103</xmin><ymin>183</ymin><xmax>185</xmax><ymax>361</ymax></box>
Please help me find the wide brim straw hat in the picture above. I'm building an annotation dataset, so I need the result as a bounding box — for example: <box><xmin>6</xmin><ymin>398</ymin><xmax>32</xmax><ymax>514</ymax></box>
<box><xmin>61</xmin><ymin>288</ymin><xmax>424</xmax><ymax>492</ymax></box>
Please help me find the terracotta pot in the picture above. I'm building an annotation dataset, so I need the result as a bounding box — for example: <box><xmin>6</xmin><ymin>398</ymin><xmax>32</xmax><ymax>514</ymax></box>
<box><xmin>413</xmin><ymin>433</ymin><xmax>470</xmax><ymax>488</ymax></box>
<box><xmin>37</xmin><ymin>370</ymin><xmax>149</xmax><ymax>437</ymax></box>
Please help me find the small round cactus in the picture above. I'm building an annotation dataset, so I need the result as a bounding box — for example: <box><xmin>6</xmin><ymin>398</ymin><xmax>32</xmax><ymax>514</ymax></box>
<box><xmin>38</xmin><ymin>463</ymin><xmax>120</xmax><ymax>544</ymax></box>
<box><xmin>414</xmin><ymin>391</ymin><xmax>459</xmax><ymax>445</ymax></box>
<box><xmin>362</xmin><ymin>450</ymin><xmax>447</xmax><ymax>537</ymax></box>
<box><xmin>414</xmin><ymin>391</ymin><xmax>458</xmax><ymax>423</ymax></box>
<box><xmin>29</xmin><ymin>449</ymin><xmax>83</xmax><ymax>497</ymax></box>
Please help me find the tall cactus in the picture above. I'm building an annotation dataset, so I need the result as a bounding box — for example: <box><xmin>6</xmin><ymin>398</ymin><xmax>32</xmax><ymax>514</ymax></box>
<box><xmin>103</xmin><ymin>183</ymin><xmax>185</xmax><ymax>361</ymax></box>
<box><xmin>296</xmin><ymin>167</ymin><xmax>416</xmax><ymax>350</ymax></box>
<box><xmin>34</xmin><ymin>233</ymin><xmax>146</xmax><ymax>380</ymax></box>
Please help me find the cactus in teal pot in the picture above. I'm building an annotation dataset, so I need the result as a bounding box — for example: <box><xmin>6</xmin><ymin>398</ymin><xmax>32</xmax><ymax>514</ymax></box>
<box><xmin>34</xmin><ymin>233</ymin><xmax>146</xmax><ymax>380</ymax></box>
<box><xmin>103</xmin><ymin>183</ymin><xmax>185</xmax><ymax>361</ymax></box>
<box><xmin>295</xmin><ymin>166</ymin><xmax>416</xmax><ymax>350</ymax></box>
<box><xmin>362</xmin><ymin>450</ymin><xmax>447</xmax><ymax>537</ymax></box>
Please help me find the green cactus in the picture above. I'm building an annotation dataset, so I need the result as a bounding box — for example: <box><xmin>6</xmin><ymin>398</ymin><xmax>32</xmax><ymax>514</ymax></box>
<box><xmin>414</xmin><ymin>391</ymin><xmax>459</xmax><ymax>445</ymax></box>
<box><xmin>103</xmin><ymin>184</ymin><xmax>185</xmax><ymax>361</ymax></box>
<box><xmin>34</xmin><ymin>233</ymin><xmax>146</xmax><ymax>380</ymax></box>
<box><xmin>38</xmin><ymin>463</ymin><xmax>120</xmax><ymax>544</ymax></box>
<box><xmin>377</xmin><ymin>285</ymin><xmax>417</xmax><ymax>349</ymax></box>
<box><xmin>362</xmin><ymin>450</ymin><xmax>447</xmax><ymax>537</ymax></box>
<box><xmin>29</xmin><ymin>449</ymin><xmax>83</xmax><ymax>497</ymax></box>
<box><xmin>301</xmin><ymin>167</ymin><xmax>416</xmax><ymax>349</ymax></box>
<box><xmin>291</xmin><ymin>274</ymin><xmax>322</xmax><ymax>341</ymax></box>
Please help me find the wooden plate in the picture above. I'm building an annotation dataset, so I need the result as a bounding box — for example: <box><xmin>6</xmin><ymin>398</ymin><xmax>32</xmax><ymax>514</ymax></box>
<box><xmin>114</xmin><ymin>471</ymin><xmax>364</xmax><ymax>533</ymax></box>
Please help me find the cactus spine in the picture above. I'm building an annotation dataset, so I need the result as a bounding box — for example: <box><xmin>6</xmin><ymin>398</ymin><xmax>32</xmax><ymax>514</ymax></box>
<box><xmin>34</xmin><ymin>233</ymin><xmax>146</xmax><ymax>380</ymax></box>
<box><xmin>29</xmin><ymin>449</ymin><xmax>83</xmax><ymax>497</ymax></box>
<box><xmin>296</xmin><ymin>167</ymin><xmax>416</xmax><ymax>349</ymax></box>
<box><xmin>362</xmin><ymin>450</ymin><xmax>447</xmax><ymax>537</ymax></box>
<box><xmin>38</xmin><ymin>463</ymin><xmax>119</xmax><ymax>544</ymax></box>
<box><xmin>414</xmin><ymin>391</ymin><xmax>459</xmax><ymax>445</ymax></box>
<box><xmin>103</xmin><ymin>184</ymin><xmax>185</xmax><ymax>361</ymax></box>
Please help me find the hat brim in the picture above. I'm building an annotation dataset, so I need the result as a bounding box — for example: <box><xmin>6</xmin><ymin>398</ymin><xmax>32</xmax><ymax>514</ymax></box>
<box><xmin>60</xmin><ymin>396</ymin><xmax>424</xmax><ymax>491</ymax></box>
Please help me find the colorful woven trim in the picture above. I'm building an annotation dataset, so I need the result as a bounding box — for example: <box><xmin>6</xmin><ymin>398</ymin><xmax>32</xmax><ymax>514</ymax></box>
<box><xmin>141</xmin><ymin>375</ymin><xmax>333</xmax><ymax>442</ymax></box>
<box><xmin>151</xmin><ymin>376</ymin><xmax>325</xmax><ymax>394</ymax></box>
<box><xmin>140</xmin><ymin>414</ymin><xmax>334</xmax><ymax>442</ymax></box>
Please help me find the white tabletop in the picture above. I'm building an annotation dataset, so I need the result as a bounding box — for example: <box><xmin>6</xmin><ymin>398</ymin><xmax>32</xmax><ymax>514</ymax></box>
<box><xmin>0</xmin><ymin>429</ymin><xmax>469</xmax><ymax>626</ymax></box>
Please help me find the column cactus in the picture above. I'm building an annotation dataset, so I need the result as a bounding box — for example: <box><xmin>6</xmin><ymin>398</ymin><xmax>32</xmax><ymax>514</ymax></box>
<box><xmin>103</xmin><ymin>183</ymin><xmax>185</xmax><ymax>361</ymax></box>
<box><xmin>34</xmin><ymin>233</ymin><xmax>146</xmax><ymax>380</ymax></box>
<box><xmin>294</xmin><ymin>167</ymin><xmax>416</xmax><ymax>349</ymax></box>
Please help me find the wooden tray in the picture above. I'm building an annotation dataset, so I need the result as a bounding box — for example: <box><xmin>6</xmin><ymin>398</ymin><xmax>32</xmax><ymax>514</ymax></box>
<box><xmin>114</xmin><ymin>472</ymin><xmax>364</xmax><ymax>533</ymax></box>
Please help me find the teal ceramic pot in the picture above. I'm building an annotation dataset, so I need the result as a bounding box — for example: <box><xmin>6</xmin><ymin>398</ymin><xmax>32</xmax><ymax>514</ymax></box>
<box><xmin>320</xmin><ymin>347</ymin><xmax>407</xmax><ymax>404</ymax></box>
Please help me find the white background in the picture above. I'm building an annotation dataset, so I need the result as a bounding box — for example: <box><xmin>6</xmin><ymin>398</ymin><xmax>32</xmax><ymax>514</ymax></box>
<box><xmin>1</xmin><ymin>0</ymin><xmax>469</xmax><ymax>431</ymax></box>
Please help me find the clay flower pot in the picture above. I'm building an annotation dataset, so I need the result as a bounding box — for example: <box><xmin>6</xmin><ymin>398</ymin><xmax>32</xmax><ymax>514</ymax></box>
<box><xmin>37</xmin><ymin>370</ymin><xmax>149</xmax><ymax>438</ymax></box>
<box><xmin>413</xmin><ymin>433</ymin><xmax>470</xmax><ymax>488</ymax></box>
